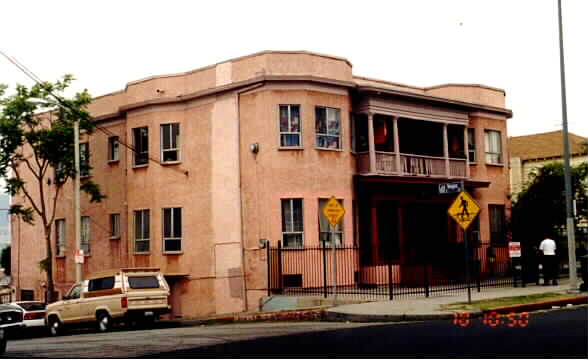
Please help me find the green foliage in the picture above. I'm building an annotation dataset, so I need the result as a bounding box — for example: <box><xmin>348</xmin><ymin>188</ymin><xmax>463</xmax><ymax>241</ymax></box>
<box><xmin>0</xmin><ymin>246</ymin><xmax>10</xmax><ymax>276</ymax></box>
<box><xmin>8</xmin><ymin>204</ymin><xmax>34</xmax><ymax>225</ymax></box>
<box><xmin>39</xmin><ymin>257</ymin><xmax>51</xmax><ymax>273</ymax></box>
<box><xmin>512</xmin><ymin>161</ymin><xmax>588</xmax><ymax>246</ymax></box>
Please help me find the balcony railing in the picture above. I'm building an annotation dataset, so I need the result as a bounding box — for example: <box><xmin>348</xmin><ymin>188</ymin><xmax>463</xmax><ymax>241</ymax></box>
<box><xmin>356</xmin><ymin>151</ymin><xmax>467</xmax><ymax>179</ymax></box>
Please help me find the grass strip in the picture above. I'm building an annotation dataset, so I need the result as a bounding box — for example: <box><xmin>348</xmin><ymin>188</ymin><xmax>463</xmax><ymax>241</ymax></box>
<box><xmin>440</xmin><ymin>292</ymin><xmax>578</xmax><ymax>312</ymax></box>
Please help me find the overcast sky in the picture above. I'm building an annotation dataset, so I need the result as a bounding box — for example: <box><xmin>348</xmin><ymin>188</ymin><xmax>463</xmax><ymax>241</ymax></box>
<box><xmin>1</xmin><ymin>0</ymin><xmax>587</xmax><ymax>139</ymax></box>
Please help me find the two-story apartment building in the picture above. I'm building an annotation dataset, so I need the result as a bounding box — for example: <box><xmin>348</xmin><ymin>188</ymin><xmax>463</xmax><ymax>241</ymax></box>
<box><xmin>11</xmin><ymin>51</ymin><xmax>512</xmax><ymax>318</ymax></box>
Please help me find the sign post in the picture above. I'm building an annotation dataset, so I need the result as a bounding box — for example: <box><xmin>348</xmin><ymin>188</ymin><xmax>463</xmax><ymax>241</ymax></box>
<box><xmin>322</xmin><ymin>196</ymin><xmax>345</xmax><ymax>305</ymax></box>
<box><xmin>448</xmin><ymin>190</ymin><xmax>481</xmax><ymax>304</ymax></box>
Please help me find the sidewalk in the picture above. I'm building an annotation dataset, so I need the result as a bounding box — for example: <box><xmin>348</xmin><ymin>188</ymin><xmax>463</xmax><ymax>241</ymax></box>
<box><xmin>171</xmin><ymin>281</ymin><xmax>586</xmax><ymax>326</ymax></box>
<box><xmin>325</xmin><ymin>281</ymin><xmax>587</xmax><ymax>322</ymax></box>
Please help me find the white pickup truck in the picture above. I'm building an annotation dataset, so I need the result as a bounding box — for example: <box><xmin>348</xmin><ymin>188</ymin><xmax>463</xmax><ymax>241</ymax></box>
<box><xmin>46</xmin><ymin>267</ymin><xmax>171</xmax><ymax>335</ymax></box>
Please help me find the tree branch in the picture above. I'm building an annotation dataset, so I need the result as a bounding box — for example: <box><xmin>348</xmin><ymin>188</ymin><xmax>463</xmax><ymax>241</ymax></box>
<box><xmin>11</xmin><ymin>165</ymin><xmax>43</xmax><ymax>218</ymax></box>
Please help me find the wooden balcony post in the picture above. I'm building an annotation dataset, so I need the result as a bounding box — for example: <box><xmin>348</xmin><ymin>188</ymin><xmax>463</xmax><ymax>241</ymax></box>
<box><xmin>393</xmin><ymin>116</ymin><xmax>400</xmax><ymax>174</ymax></box>
<box><xmin>443</xmin><ymin>123</ymin><xmax>449</xmax><ymax>177</ymax></box>
<box><xmin>464</xmin><ymin>126</ymin><xmax>470</xmax><ymax>178</ymax></box>
<box><xmin>368</xmin><ymin>112</ymin><xmax>376</xmax><ymax>174</ymax></box>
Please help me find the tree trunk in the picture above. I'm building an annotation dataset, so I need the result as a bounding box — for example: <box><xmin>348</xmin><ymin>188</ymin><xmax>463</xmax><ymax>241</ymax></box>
<box><xmin>44</xmin><ymin>227</ymin><xmax>56</xmax><ymax>303</ymax></box>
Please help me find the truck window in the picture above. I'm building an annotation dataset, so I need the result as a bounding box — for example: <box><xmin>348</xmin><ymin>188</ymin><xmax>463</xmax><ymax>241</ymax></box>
<box><xmin>68</xmin><ymin>285</ymin><xmax>81</xmax><ymax>299</ymax></box>
<box><xmin>128</xmin><ymin>276</ymin><xmax>160</xmax><ymax>289</ymax></box>
<box><xmin>88</xmin><ymin>277</ymin><xmax>115</xmax><ymax>291</ymax></box>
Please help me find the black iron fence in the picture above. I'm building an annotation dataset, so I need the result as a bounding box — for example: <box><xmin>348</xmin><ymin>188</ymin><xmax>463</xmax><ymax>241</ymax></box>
<box><xmin>268</xmin><ymin>241</ymin><xmax>517</xmax><ymax>300</ymax></box>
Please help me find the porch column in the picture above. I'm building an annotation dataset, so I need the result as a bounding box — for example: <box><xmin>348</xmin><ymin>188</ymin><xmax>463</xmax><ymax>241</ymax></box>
<box><xmin>367</xmin><ymin>112</ymin><xmax>377</xmax><ymax>174</ymax></box>
<box><xmin>443</xmin><ymin>123</ymin><xmax>449</xmax><ymax>177</ymax></box>
<box><xmin>393</xmin><ymin>116</ymin><xmax>401</xmax><ymax>174</ymax></box>
<box><xmin>464</xmin><ymin>126</ymin><xmax>470</xmax><ymax>178</ymax></box>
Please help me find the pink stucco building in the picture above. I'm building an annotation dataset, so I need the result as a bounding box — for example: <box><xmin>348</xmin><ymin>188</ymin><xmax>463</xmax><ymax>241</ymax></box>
<box><xmin>11</xmin><ymin>51</ymin><xmax>512</xmax><ymax>318</ymax></box>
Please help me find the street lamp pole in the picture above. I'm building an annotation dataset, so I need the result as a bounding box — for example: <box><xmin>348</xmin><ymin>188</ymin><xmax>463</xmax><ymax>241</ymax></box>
<box><xmin>74</xmin><ymin>120</ymin><xmax>82</xmax><ymax>283</ymax></box>
<box><xmin>557</xmin><ymin>0</ymin><xmax>577</xmax><ymax>292</ymax></box>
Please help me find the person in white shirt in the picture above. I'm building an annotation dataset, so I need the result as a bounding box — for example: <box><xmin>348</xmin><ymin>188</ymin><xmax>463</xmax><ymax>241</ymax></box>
<box><xmin>539</xmin><ymin>237</ymin><xmax>558</xmax><ymax>285</ymax></box>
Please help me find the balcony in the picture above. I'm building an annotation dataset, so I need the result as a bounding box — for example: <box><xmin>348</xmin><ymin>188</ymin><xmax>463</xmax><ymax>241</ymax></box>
<box><xmin>357</xmin><ymin>152</ymin><xmax>467</xmax><ymax>178</ymax></box>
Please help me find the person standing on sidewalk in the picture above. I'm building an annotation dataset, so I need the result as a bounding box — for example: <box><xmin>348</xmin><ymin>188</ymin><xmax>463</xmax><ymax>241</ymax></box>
<box><xmin>539</xmin><ymin>236</ymin><xmax>558</xmax><ymax>285</ymax></box>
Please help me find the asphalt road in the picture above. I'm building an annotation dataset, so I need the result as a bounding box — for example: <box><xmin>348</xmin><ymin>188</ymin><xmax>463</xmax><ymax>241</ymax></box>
<box><xmin>3</xmin><ymin>306</ymin><xmax>587</xmax><ymax>358</ymax></box>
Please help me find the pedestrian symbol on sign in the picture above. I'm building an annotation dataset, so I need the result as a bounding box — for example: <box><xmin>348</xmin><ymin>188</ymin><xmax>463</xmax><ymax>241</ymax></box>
<box><xmin>448</xmin><ymin>191</ymin><xmax>480</xmax><ymax>230</ymax></box>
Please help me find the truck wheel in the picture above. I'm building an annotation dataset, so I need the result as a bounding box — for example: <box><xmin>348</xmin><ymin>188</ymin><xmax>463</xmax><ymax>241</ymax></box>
<box><xmin>97</xmin><ymin>313</ymin><xmax>111</xmax><ymax>333</ymax></box>
<box><xmin>48</xmin><ymin>317</ymin><xmax>61</xmax><ymax>336</ymax></box>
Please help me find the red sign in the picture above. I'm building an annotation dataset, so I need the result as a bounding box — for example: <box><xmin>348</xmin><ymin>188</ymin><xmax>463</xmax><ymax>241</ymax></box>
<box><xmin>508</xmin><ymin>242</ymin><xmax>521</xmax><ymax>258</ymax></box>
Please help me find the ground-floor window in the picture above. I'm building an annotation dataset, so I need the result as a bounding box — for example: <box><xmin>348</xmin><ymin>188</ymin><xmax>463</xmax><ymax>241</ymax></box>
<box><xmin>281</xmin><ymin>199</ymin><xmax>304</xmax><ymax>248</ymax></box>
<box><xmin>489</xmin><ymin>205</ymin><xmax>506</xmax><ymax>246</ymax></box>
<box><xmin>20</xmin><ymin>289</ymin><xmax>34</xmax><ymax>301</ymax></box>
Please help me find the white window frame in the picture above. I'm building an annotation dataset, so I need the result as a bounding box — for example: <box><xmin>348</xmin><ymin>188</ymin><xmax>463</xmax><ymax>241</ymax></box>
<box><xmin>110</xmin><ymin>213</ymin><xmax>120</xmax><ymax>239</ymax></box>
<box><xmin>108</xmin><ymin>136</ymin><xmax>119</xmax><ymax>162</ymax></box>
<box><xmin>55</xmin><ymin>219</ymin><xmax>65</xmax><ymax>257</ymax></box>
<box><xmin>134</xmin><ymin>209</ymin><xmax>150</xmax><ymax>253</ymax></box>
<box><xmin>81</xmin><ymin>216</ymin><xmax>90</xmax><ymax>255</ymax></box>
<box><xmin>281</xmin><ymin>198</ymin><xmax>304</xmax><ymax>248</ymax></box>
<box><xmin>319</xmin><ymin>198</ymin><xmax>344</xmax><ymax>248</ymax></box>
<box><xmin>279</xmin><ymin>104</ymin><xmax>302</xmax><ymax>148</ymax></box>
<box><xmin>162</xmin><ymin>207</ymin><xmax>182</xmax><ymax>253</ymax></box>
<box><xmin>315</xmin><ymin>106</ymin><xmax>342</xmax><ymax>150</ymax></box>
<box><xmin>484</xmin><ymin>130</ymin><xmax>502</xmax><ymax>165</ymax></box>
<box><xmin>160</xmin><ymin>123</ymin><xmax>180</xmax><ymax>163</ymax></box>
<box><xmin>133</xmin><ymin>127</ymin><xmax>149</xmax><ymax>167</ymax></box>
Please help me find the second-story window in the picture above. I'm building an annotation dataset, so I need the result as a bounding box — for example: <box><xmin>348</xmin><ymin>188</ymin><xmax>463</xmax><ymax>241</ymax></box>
<box><xmin>81</xmin><ymin>216</ymin><xmax>90</xmax><ymax>255</ymax></box>
<box><xmin>55</xmin><ymin>219</ymin><xmax>65</xmax><ymax>256</ymax></box>
<box><xmin>279</xmin><ymin>105</ymin><xmax>301</xmax><ymax>147</ymax></box>
<box><xmin>163</xmin><ymin>207</ymin><xmax>182</xmax><ymax>252</ymax></box>
<box><xmin>110</xmin><ymin>213</ymin><xmax>120</xmax><ymax>239</ymax></box>
<box><xmin>108</xmin><ymin>136</ymin><xmax>119</xmax><ymax>162</ymax></box>
<box><xmin>467</xmin><ymin>128</ymin><xmax>476</xmax><ymax>163</ymax></box>
<box><xmin>315</xmin><ymin>107</ymin><xmax>341</xmax><ymax>150</ymax></box>
<box><xmin>281</xmin><ymin>199</ymin><xmax>304</xmax><ymax>248</ymax></box>
<box><xmin>161</xmin><ymin>123</ymin><xmax>180</xmax><ymax>162</ymax></box>
<box><xmin>79</xmin><ymin>143</ymin><xmax>90</xmax><ymax>177</ymax></box>
<box><xmin>133</xmin><ymin>127</ymin><xmax>149</xmax><ymax>167</ymax></box>
<box><xmin>134</xmin><ymin>209</ymin><xmax>150</xmax><ymax>253</ymax></box>
<box><xmin>484</xmin><ymin>130</ymin><xmax>502</xmax><ymax>165</ymax></box>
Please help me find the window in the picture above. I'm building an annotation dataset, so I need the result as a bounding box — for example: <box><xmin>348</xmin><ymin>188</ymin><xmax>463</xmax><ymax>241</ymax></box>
<box><xmin>55</xmin><ymin>219</ymin><xmax>65</xmax><ymax>256</ymax></box>
<box><xmin>110</xmin><ymin>213</ymin><xmax>120</xmax><ymax>239</ymax></box>
<box><xmin>133</xmin><ymin>127</ymin><xmax>149</xmax><ymax>166</ymax></box>
<box><xmin>281</xmin><ymin>199</ymin><xmax>304</xmax><ymax>248</ymax></box>
<box><xmin>315</xmin><ymin>107</ymin><xmax>341</xmax><ymax>149</ymax></box>
<box><xmin>160</xmin><ymin>123</ymin><xmax>180</xmax><ymax>162</ymax></box>
<box><xmin>128</xmin><ymin>276</ymin><xmax>160</xmax><ymax>289</ymax></box>
<box><xmin>108</xmin><ymin>136</ymin><xmax>119</xmax><ymax>162</ymax></box>
<box><xmin>484</xmin><ymin>130</ymin><xmax>502</xmax><ymax>164</ymax></box>
<box><xmin>88</xmin><ymin>277</ymin><xmax>115</xmax><ymax>291</ymax></box>
<box><xmin>134</xmin><ymin>209</ymin><xmax>150</xmax><ymax>253</ymax></box>
<box><xmin>54</xmin><ymin>162</ymin><xmax>66</xmax><ymax>184</ymax></box>
<box><xmin>279</xmin><ymin>105</ymin><xmax>301</xmax><ymax>147</ymax></box>
<box><xmin>489</xmin><ymin>205</ymin><xmax>506</xmax><ymax>246</ymax></box>
<box><xmin>163</xmin><ymin>207</ymin><xmax>182</xmax><ymax>252</ymax></box>
<box><xmin>81</xmin><ymin>216</ymin><xmax>90</xmax><ymax>255</ymax></box>
<box><xmin>67</xmin><ymin>285</ymin><xmax>81</xmax><ymax>300</ymax></box>
<box><xmin>318</xmin><ymin>199</ymin><xmax>343</xmax><ymax>248</ymax></box>
<box><xmin>79</xmin><ymin>142</ymin><xmax>90</xmax><ymax>177</ymax></box>
<box><xmin>467</xmin><ymin>128</ymin><xmax>476</xmax><ymax>162</ymax></box>
<box><xmin>20</xmin><ymin>289</ymin><xmax>34</xmax><ymax>301</ymax></box>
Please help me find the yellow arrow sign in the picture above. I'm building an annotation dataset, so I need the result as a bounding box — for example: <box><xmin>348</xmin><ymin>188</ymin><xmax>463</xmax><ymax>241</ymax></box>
<box><xmin>448</xmin><ymin>190</ymin><xmax>481</xmax><ymax>230</ymax></box>
<box><xmin>322</xmin><ymin>196</ymin><xmax>345</xmax><ymax>227</ymax></box>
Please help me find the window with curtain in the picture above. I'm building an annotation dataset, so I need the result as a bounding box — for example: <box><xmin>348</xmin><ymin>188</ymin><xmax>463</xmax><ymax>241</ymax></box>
<box><xmin>467</xmin><ymin>128</ymin><xmax>476</xmax><ymax>162</ymax></box>
<box><xmin>108</xmin><ymin>136</ymin><xmax>119</xmax><ymax>162</ymax></box>
<box><xmin>161</xmin><ymin>123</ymin><xmax>180</xmax><ymax>162</ymax></box>
<box><xmin>318</xmin><ymin>198</ymin><xmax>343</xmax><ymax>247</ymax></box>
<box><xmin>484</xmin><ymin>130</ymin><xmax>502</xmax><ymax>164</ymax></box>
<box><xmin>315</xmin><ymin>107</ymin><xmax>341</xmax><ymax>149</ymax></box>
<box><xmin>81</xmin><ymin>216</ymin><xmax>90</xmax><ymax>255</ymax></box>
<box><xmin>279</xmin><ymin>105</ymin><xmax>301</xmax><ymax>147</ymax></box>
<box><xmin>110</xmin><ymin>213</ymin><xmax>120</xmax><ymax>239</ymax></box>
<box><xmin>134</xmin><ymin>209</ymin><xmax>150</xmax><ymax>253</ymax></box>
<box><xmin>281</xmin><ymin>199</ymin><xmax>304</xmax><ymax>248</ymax></box>
<box><xmin>55</xmin><ymin>219</ymin><xmax>65</xmax><ymax>256</ymax></box>
<box><xmin>133</xmin><ymin>127</ymin><xmax>149</xmax><ymax>166</ymax></box>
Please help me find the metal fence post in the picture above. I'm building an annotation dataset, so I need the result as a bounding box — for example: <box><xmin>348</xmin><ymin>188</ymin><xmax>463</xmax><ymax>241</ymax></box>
<box><xmin>277</xmin><ymin>240</ymin><xmax>283</xmax><ymax>293</ymax></box>
<box><xmin>267</xmin><ymin>243</ymin><xmax>271</xmax><ymax>296</ymax></box>
<box><xmin>388</xmin><ymin>258</ymin><xmax>393</xmax><ymax>300</ymax></box>
<box><xmin>322</xmin><ymin>240</ymin><xmax>328</xmax><ymax>298</ymax></box>
<box><xmin>424</xmin><ymin>263</ymin><xmax>430</xmax><ymax>298</ymax></box>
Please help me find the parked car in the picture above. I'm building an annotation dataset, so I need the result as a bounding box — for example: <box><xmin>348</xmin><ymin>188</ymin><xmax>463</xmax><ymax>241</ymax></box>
<box><xmin>0</xmin><ymin>304</ymin><xmax>24</xmax><ymax>355</ymax></box>
<box><xmin>46</xmin><ymin>267</ymin><xmax>171</xmax><ymax>336</ymax></box>
<box><xmin>10</xmin><ymin>301</ymin><xmax>46</xmax><ymax>329</ymax></box>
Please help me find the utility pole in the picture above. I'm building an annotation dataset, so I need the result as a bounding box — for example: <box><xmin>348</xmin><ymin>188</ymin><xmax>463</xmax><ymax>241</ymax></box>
<box><xmin>557</xmin><ymin>0</ymin><xmax>577</xmax><ymax>292</ymax></box>
<box><xmin>74</xmin><ymin>120</ymin><xmax>82</xmax><ymax>283</ymax></box>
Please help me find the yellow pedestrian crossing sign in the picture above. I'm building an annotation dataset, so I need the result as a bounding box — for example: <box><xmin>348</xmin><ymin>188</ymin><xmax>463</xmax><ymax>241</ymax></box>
<box><xmin>448</xmin><ymin>190</ymin><xmax>480</xmax><ymax>230</ymax></box>
<box><xmin>322</xmin><ymin>196</ymin><xmax>345</xmax><ymax>227</ymax></box>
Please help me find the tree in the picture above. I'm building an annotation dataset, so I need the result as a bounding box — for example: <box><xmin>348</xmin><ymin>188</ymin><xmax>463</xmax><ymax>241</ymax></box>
<box><xmin>0</xmin><ymin>76</ymin><xmax>105</xmax><ymax>302</ymax></box>
<box><xmin>511</xmin><ymin>161</ymin><xmax>587</xmax><ymax>248</ymax></box>
<box><xmin>0</xmin><ymin>246</ymin><xmax>10</xmax><ymax>276</ymax></box>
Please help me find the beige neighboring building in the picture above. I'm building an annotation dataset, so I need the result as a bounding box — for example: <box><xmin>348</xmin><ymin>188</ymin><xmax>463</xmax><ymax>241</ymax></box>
<box><xmin>12</xmin><ymin>50</ymin><xmax>513</xmax><ymax>319</ymax></box>
<box><xmin>509</xmin><ymin>131</ymin><xmax>587</xmax><ymax>197</ymax></box>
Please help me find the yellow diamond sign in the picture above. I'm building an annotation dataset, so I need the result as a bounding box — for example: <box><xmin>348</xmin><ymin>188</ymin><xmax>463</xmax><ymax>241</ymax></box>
<box><xmin>322</xmin><ymin>196</ymin><xmax>345</xmax><ymax>227</ymax></box>
<box><xmin>448</xmin><ymin>190</ymin><xmax>481</xmax><ymax>230</ymax></box>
